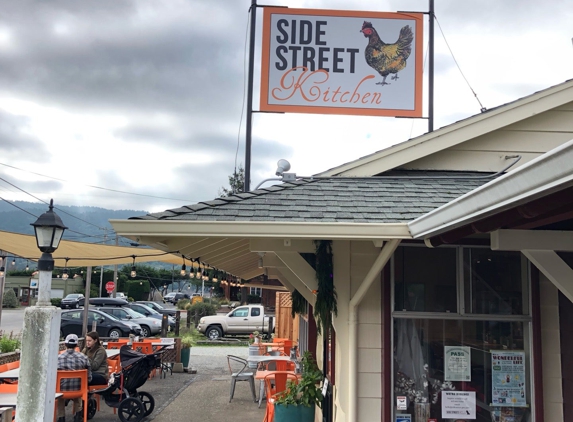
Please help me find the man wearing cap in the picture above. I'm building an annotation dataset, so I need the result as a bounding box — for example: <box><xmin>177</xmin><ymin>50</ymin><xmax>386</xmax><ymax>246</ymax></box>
<box><xmin>57</xmin><ymin>334</ymin><xmax>92</xmax><ymax>422</ymax></box>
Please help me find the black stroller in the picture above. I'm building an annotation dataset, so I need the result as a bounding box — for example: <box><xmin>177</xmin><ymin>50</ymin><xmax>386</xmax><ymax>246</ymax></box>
<box><xmin>87</xmin><ymin>345</ymin><xmax>163</xmax><ymax>422</ymax></box>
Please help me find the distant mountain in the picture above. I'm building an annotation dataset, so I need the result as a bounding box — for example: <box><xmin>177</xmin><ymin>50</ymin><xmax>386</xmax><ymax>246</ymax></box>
<box><xmin>0</xmin><ymin>200</ymin><xmax>148</xmax><ymax>244</ymax></box>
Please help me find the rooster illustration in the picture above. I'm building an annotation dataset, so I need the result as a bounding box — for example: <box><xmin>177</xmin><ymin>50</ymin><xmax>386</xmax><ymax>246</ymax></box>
<box><xmin>360</xmin><ymin>22</ymin><xmax>413</xmax><ymax>85</ymax></box>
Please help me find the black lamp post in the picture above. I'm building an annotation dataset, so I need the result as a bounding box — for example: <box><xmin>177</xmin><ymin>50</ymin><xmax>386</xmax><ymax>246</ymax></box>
<box><xmin>30</xmin><ymin>199</ymin><xmax>67</xmax><ymax>305</ymax></box>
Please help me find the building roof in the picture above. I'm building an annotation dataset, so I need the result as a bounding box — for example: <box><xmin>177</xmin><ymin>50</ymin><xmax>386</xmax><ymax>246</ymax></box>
<box><xmin>131</xmin><ymin>171</ymin><xmax>489</xmax><ymax>224</ymax></box>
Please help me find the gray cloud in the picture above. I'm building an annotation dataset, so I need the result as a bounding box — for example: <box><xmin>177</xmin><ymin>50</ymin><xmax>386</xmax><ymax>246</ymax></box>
<box><xmin>0</xmin><ymin>111</ymin><xmax>50</xmax><ymax>158</ymax></box>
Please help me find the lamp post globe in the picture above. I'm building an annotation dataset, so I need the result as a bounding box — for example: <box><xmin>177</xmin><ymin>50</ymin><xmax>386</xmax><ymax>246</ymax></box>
<box><xmin>30</xmin><ymin>199</ymin><xmax>68</xmax><ymax>271</ymax></box>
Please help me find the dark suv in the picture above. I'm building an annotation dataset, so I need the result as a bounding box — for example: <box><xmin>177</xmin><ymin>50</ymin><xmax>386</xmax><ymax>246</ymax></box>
<box><xmin>60</xmin><ymin>294</ymin><xmax>84</xmax><ymax>309</ymax></box>
<box><xmin>163</xmin><ymin>292</ymin><xmax>189</xmax><ymax>304</ymax></box>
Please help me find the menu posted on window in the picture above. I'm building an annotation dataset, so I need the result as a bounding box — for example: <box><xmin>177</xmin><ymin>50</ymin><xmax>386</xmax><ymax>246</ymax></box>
<box><xmin>444</xmin><ymin>346</ymin><xmax>471</xmax><ymax>381</ymax></box>
<box><xmin>491</xmin><ymin>350</ymin><xmax>527</xmax><ymax>407</ymax></box>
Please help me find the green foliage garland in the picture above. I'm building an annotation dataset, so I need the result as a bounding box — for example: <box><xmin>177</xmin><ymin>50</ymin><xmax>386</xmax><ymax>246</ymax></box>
<box><xmin>313</xmin><ymin>240</ymin><xmax>337</xmax><ymax>335</ymax></box>
<box><xmin>291</xmin><ymin>289</ymin><xmax>307</xmax><ymax>318</ymax></box>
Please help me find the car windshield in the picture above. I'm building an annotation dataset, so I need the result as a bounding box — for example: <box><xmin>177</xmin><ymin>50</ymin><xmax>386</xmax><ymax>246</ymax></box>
<box><xmin>65</xmin><ymin>294</ymin><xmax>81</xmax><ymax>299</ymax></box>
<box><xmin>123</xmin><ymin>308</ymin><xmax>146</xmax><ymax>319</ymax></box>
<box><xmin>146</xmin><ymin>302</ymin><xmax>165</xmax><ymax>310</ymax></box>
<box><xmin>136</xmin><ymin>304</ymin><xmax>159</xmax><ymax>315</ymax></box>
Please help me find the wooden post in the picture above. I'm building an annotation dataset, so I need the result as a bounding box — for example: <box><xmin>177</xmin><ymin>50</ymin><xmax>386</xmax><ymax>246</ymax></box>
<box><xmin>175</xmin><ymin>311</ymin><xmax>180</xmax><ymax>336</ymax></box>
<box><xmin>0</xmin><ymin>407</ymin><xmax>14</xmax><ymax>421</ymax></box>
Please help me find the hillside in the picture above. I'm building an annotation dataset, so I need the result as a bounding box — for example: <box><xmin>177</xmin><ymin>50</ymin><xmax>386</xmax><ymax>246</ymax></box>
<box><xmin>0</xmin><ymin>200</ymin><xmax>147</xmax><ymax>245</ymax></box>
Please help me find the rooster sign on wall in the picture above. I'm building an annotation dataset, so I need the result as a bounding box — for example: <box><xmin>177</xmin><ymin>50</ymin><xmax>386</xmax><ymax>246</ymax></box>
<box><xmin>360</xmin><ymin>21</ymin><xmax>414</xmax><ymax>86</ymax></box>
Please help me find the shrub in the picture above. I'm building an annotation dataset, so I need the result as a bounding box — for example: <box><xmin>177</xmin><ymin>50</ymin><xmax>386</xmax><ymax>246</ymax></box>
<box><xmin>0</xmin><ymin>332</ymin><xmax>21</xmax><ymax>353</ymax></box>
<box><xmin>51</xmin><ymin>298</ymin><xmax>62</xmax><ymax>307</ymax></box>
<box><xmin>187</xmin><ymin>302</ymin><xmax>217</xmax><ymax>326</ymax></box>
<box><xmin>176</xmin><ymin>299</ymin><xmax>190</xmax><ymax>310</ymax></box>
<box><xmin>2</xmin><ymin>289</ymin><xmax>19</xmax><ymax>308</ymax></box>
<box><xmin>219</xmin><ymin>298</ymin><xmax>230</xmax><ymax>305</ymax></box>
<box><xmin>248</xmin><ymin>294</ymin><xmax>262</xmax><ymax>304</ymax></box>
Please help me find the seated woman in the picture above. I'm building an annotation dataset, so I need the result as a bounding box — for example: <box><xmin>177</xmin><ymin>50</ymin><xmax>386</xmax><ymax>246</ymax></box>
<box><xmin>82</xmin><ymin>331</ymin><xmax>109</xmax><ymax>385</ymax></box>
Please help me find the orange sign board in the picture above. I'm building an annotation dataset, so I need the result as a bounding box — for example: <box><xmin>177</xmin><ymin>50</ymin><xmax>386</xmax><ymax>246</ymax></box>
<box><xmin>260</xmin><ymin>8</ymin><xmax>423</xmax><ymax>117</ymax></box>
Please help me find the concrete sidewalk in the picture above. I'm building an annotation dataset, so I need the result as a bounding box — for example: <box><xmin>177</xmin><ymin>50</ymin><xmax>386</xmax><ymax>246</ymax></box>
<box><xmin>150</xmin><ymin>347</ymin><xmax>265</xmax><ymax>422</ymax></box>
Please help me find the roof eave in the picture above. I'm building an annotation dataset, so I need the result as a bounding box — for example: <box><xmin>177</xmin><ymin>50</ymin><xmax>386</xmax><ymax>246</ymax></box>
<box><xmin>109</xmin><ymin>219</ymin><xmax>412</xmax><ymax>240</ymax></box>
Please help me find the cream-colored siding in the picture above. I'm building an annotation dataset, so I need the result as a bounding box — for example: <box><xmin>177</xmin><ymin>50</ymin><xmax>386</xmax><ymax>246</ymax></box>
<box><xmin>331</xmin><ymin>240</ymin><xmax>386</xmax><ymax>422</ymax></box>
<box><xmin>539</xmin><ymin>274</ymin><xmax>563</xmax><ymax>422</ymax></box>
<box><xmin>402</xmin><ymin>106</ymin><xmax>573</xmax><ymax>172</ymax></box>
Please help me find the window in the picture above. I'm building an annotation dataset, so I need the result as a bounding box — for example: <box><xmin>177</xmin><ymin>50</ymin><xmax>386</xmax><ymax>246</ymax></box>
<box><xmin>392</xmin><ymin>245</ymin><xmax>531</xmax><ymax>422</ymax></box>
<box><xmin>394</xmin><ymin>246</ymin><xmax>458</xmax><ymax>313</ymax></box>
<box><xmin>251</xmin><ymin>308</ymin><xmax>260</xmax><ymax>317</ymax></box>
<box><xmin>233</xmin><ymin>308</ymin><xmax>248</xmax><ymax>318</ymax></box>
<box><xmin>250</xmin><ymin>287</ymin><xmax>262</xmax><ymax>296</ymax></box>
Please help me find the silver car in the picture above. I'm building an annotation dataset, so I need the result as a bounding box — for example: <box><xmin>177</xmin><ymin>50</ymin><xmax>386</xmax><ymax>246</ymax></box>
<box><xmin>97</xmin><ymin>306</ymin><xmax>162</xmax><ymax>337</ymax></box>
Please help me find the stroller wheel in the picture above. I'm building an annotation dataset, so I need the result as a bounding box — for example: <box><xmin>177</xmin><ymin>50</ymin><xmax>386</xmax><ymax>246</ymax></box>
<box><xmin>137</xmin><ymin>391</ymin><xmax>155</xmax><ymax>417</ymax></box>
<box><xmin>118</xmin><ymin>397</ymin><xmax>145</xmax><ymax>422</ymax></box>
<box><xmin>87</xmin><ymin>397</ymin><xmax>97</xmax><ymax>420</ymax></box>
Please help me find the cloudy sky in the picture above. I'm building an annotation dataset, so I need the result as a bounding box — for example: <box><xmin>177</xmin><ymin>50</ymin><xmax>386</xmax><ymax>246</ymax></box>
<box><xmin>0</xmin><ymin>0</ymin><xmax>571</xmax><ymax>213</ymax></box>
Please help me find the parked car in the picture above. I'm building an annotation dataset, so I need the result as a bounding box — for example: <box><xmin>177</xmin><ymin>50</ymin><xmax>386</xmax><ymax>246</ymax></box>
<box><xmin>197</xmin><ymin>304</ymin><xmax>271</xmax><ymax>340</ymax></box>
<box><xmin>125</xmin><ymin>302</ymin><xmax>176</xmax><ymax>330</ymax></box>
<box><xmin>115</xmin><ymin>292</ymin><xmax>127</xmax><ymax>299</ymax></box>
<box><xmin>60</xmin><ymin>293</ymin><xmax>85</xmax><ymax>309</ymax></box>
<box><xmin>79</xmin><ymin>297</ymin><xmax>129</xmax><ymax>307</ymax></box>
<box><xmin>163</xmin><ymin>292</ymin><xmax>190</xmax><ymax>304</ymax></box>
<box><xmin>60</xmin><ymin>309</ymin><xmax>141</xmax><ymax>339</ymax></box>
<box><xmin>136</xmin><ymin>301</ymin><xmax>177</xmax><ymax>317</ymax></box>
<box><xmin>97</xmin><ymin>306</ymin><xmax>162</xmax><ymax>337</ymax></box>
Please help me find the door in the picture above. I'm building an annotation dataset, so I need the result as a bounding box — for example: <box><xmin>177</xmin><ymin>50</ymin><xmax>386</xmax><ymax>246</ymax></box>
<box><xmin>249</xmin><ymin>306</ymin><xmax>264</xmax><ymax>332</ymax></box>
<box><xmin>227</xmin><ymin>307</ymin><xmax>250</xmax><ymax>333</ymax></box>
<box><xmin>20</xmin><ymin>288</ymin><xmax>29</xmax><ymax>306</ymax></box>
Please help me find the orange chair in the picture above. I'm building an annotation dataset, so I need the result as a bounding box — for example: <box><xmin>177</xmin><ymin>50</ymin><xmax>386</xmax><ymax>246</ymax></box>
<box><xmin>0</xmin><ymin>383</ymin><xmax>18</xmax><ymax>393</ymax></box>
<box><xmin>107</xmin><ymin>339</ymin><xmax>130</xmax><ymax>349</ymax></box>
<box><xmin>55</xmin><ymin>369</ymin><xmax>89</xmax><ymax>422</ymax></box>
<box><xmin>263</xmin><ymin>372</ymin><xmax>299</xmax><ymax>422</ymax></box>
<box><xmin>131</xmin><ymin>342</ymin><xmax>157</xmax><ymax>378</ymax></box>
<box><xmin>5</xmin><ymin>361</ymin><xmax>19</xmax><ymax>370</ymax></box>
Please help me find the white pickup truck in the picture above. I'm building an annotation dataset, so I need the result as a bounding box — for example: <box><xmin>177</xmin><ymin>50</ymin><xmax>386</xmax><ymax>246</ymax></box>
<box><xmin>197</xmin><ymin>304</ymin><xmax>272</xmax><ymax>340</ymax></box>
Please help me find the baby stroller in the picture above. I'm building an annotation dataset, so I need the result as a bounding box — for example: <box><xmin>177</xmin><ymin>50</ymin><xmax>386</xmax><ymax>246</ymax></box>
<box><xmin>87</xmin><ymin>345</ymin><xmax>163</xmax><ymax>422</ymax></box>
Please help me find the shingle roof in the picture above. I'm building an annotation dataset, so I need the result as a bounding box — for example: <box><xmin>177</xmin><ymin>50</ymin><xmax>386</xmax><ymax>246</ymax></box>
<box><xmin>130</xmin><ymin>171</ymin><xmax>491</xmax><ymax>223</ymax></box>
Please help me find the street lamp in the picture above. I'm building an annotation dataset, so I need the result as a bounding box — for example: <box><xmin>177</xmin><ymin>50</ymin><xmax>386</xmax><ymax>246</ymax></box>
<box><xmin>17</xmin><ymin>199</ymin><xmax>67</xmax><ymax>422</ymax></box>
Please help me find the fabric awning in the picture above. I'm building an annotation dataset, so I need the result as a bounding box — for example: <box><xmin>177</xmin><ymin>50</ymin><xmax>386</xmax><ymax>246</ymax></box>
<box><xmin>0</xmin><ymin>230</ymin><xmax>182</xmax><ymax>267</ymax></box>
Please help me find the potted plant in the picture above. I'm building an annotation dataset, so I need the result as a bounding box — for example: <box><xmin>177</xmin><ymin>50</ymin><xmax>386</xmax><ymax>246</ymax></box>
<box><xmin>180</xmin><ymin>336</ymin><xmax>193</xmax><ymax>369</ymax></box>
<box><xmin>273</xmin><ymin>351</ymin><xmax>324</xmax><ymax>422</ymax></box>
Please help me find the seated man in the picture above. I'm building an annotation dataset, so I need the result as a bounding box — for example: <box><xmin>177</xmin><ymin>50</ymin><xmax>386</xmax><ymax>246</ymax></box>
<box><xmin>57</xmin><ymin>334</ymin><xmax>92</xmax><ymax>422</ymax></box>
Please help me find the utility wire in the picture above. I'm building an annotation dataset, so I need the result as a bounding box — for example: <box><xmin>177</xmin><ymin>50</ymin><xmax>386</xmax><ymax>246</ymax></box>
<box><xmin>0</xmin><ymin>162</ymin><xmax>194</xmax><ymax>202</ymax></box>
<box><xmin>435</xmin><ymin>14</ymin><xmax>487</xmax><ymax>112</ymax></box>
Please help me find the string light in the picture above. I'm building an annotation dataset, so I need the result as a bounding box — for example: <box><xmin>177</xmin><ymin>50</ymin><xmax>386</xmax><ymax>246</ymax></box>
<box><xmin>180</xmin><ymin>256</ymin><xmax>187</xmax><ymax>276</ymax></box>
<box><xmin>25</xmin><ymin>260</ymin><xmax>29</xmax><ymax>271</ymax></box>
<box><xmin>130</xmin><ymin>255</ymin><xmax>137</xmax><ymax>278</ymax></box>
<box><xmin>11</xmin><ymin>258</ymin><xmax>15</xmax><ymax>266</ymax></box>
<box><xmin>62</xmin><ymin>258</ymin><xmax>69</xmax><ymax>280</ymax></box>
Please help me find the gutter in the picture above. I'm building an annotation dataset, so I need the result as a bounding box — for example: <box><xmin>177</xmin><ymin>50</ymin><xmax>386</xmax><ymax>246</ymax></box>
<box><xmin>348</xmin><ymin>239</ymin><xmax>400</xmax><ymax>422</ymax></box>
<box><xmin>408</xmin><ymin>138</ymin><xmax>573</xmax><ymax>239</ymax></box>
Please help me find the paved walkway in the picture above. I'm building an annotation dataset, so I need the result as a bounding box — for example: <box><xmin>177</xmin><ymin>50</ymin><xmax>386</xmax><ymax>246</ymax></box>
<box><xmin>58</xmin><ymin>346</ymin><xmax>265</xmax><ymax>421</ymax></box>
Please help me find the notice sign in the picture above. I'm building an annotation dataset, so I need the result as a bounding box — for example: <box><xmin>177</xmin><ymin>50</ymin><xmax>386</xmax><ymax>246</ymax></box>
<box><xmin>396</xmin><ymin>396</ymin><xmax>407</xmax><ymax>410</ymax></box>
<box><xmin>442</xmin><ymin>391</ymin><xmax>476</xmax><ymax>419</ymax></box>
<box><xmin>444</xmin><ymin>346</ymin><xmax>471</xmax><ymax>381</ymax></box>
<box><xmin>395</xmin><ymin>415</ymin><xmax>411</xmax><ymax>422</ymax></box>
<box><xmin>260</xmin><ymin>8</ymin><xmax>423</xmax><ymax>117</ymax></box>
<box><xmin>491</xmin><ymin>350</ymin><xmax>527</xmax><ymax>407</ymax></box>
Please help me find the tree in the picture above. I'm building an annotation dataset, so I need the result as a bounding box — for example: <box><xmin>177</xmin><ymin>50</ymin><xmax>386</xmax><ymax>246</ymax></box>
<box><xmin>219</xmin><ymin>165</ymin><xmax>245</xmax><ymax>197</ymax></box>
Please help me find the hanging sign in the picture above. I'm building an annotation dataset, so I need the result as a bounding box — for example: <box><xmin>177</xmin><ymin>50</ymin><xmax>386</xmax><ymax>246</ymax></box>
<box><xmin>491</xmin><ymin>350</ymin><xmax>527</xmax><ymax>407</ymax></box>
<box><xmin>260</xmin><ymin>8</ymin><xmax>423</xmax><ymax>117</ymax></box>
<box><xmin>441</xmin><ymin>391</ymin><xmax>476</xmax><ymax>419</ymax></box>
<box><xmin>444</xmin><ymin>346</ymin><xmax>471</xmax><ymax>381</ymax></box>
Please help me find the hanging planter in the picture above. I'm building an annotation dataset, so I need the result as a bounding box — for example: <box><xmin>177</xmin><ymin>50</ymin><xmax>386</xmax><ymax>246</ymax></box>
<box><xmin>291</xmin><ymin>289</ymin><xmax>307</xmax><ymax>318</ymax></box>
<box><xmin>313</xmin><ymin>240</ymin><xmax>337</xmax><ymax>334</ymax></box>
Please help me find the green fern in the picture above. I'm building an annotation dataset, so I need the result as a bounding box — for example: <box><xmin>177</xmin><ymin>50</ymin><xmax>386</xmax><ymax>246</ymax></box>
<box><xmin>313</xmin><ymin>240</ymin><xmax>337</xmax><ymax>335</ymax></box>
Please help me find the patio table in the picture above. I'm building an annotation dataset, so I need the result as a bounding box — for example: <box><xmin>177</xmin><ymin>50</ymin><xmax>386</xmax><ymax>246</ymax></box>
<box><xmin>0</xmin><ymin>392</ymin><xmax>63</xmax><ymax>407</ymax></box>
<box><xmin>0</xmin><ymin>368</ymin><xmax>19</xmax><ymax>380</ymax></box>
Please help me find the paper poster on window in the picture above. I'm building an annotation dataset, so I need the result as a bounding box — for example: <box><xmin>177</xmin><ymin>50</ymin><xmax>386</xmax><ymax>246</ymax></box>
<box><xmin>29</xmin><ymin>278</ymin><xmax>38</xmax><ymax>289</ymax></box>
<box><xmin>491</xmin><ymin>350</ymin><xmax>527</xmax><ymax>407</ymax></box>
<box><xmin>395</xmin><ymin>415</ymin><xmax>411</xmax><ymax>422</ymax></box>
<box><xmin>444</xmin><ymin>346</ymin><xmax>471</xmax><ymax>381</ymax></box>
<box><xmin>441</xmin><ymin>391</ymin><xmax>476</xmax><ymax>419</ymax></box>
